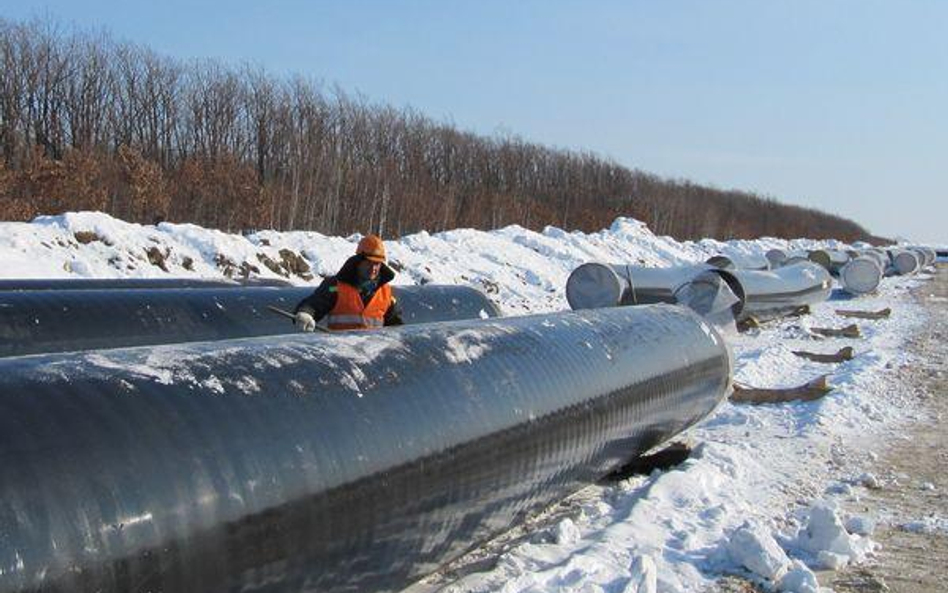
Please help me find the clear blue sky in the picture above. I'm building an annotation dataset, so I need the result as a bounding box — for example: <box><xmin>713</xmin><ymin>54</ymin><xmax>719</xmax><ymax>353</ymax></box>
<box><xmin>4</xmin><ymin>0</ymin><xmax>946</xmax><ymax>242</ymax></box>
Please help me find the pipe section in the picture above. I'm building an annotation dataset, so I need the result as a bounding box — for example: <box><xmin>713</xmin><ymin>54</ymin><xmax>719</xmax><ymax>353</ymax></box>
<box><xmin>567</xmin><ymin>261</ymin><xmax>831</xmax><ymax>321</ymax></box>
<box><xmin>838</xmin><ymin>256</ymin><xmax>883</xmax><ymax>295</ymax></box>
<box><xmin>908</xmin><ymin>246</ymin><xmax>935</xmax><ymax>269</ymax></box>
<box><xmin>566</xmin><ymin>262</ymin><xmax>745</xmax><ymax>318</ymax></box>
<box><xmin>0</xmin><ymin>285</ymin><xmax>500</xmax><ymax>358</ymax></box>
<box><xmin>730</xmin><ymin>262</ymin><xmax>832</xmax><ymax>321</ymax></box>
<box><xmin>765</xmin><ymin>249</ymin><xmax>788</xmax><ymax>269</ymax></box>
<box><xmin>0</xmin><ymin>305</ymin><xmax>731</xmax><ymax>593</ymax></box>
<box><xmin>889</xmin><ymin>249</ymin><xmax>920</xmax><ymax>276</ymax></box>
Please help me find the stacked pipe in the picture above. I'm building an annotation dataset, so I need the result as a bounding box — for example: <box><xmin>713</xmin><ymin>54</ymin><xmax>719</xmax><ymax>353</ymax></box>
<box><xmin>0</xmin><ymin>305</ymin><xmax>732</xmax><ymax>593</ymax></box>
<box><xmin>0</xmin><ymin>284</ymin><xmax>501</xmax><ymax>358</ymax></box>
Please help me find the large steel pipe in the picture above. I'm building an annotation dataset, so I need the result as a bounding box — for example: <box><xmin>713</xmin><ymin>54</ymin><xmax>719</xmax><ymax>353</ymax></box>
<box><xmin>566</xmin><ymin>262</ymin><xmax>745</xmax><ymax>318</ymax></box>
<box><xmin>730</xmin><ymin>261</ymin><xmax>832</xmax><ymax>320</ymax></box>
<box><xmin>0</xmin><ymin>278</ymin><xmax>293</xmax><ymax>291</ymax></box>
<box><xmin>567</xmin><ymin>261</ymin><xmax>831</xmax><ymax>321</ymax></box>
<box><xmin>0</xmin><ymin>305</ymin><xmax>731</xmax><ymax>593</ymax></box>
<box><xmin>838</xmin><ymin>256</ymin><xmax>883</xmax><ymax>295</ymax></box>
<box><xmin>765</xmin><ymin>249</ymin><xmax>788</xmax><ymax>269</ymax></box>
<box><xmin>887</xmin><ymin>249</ymin><xmax>920</xmax><ymax>276</ymax></box>
<box><xmin>0</xmin><ymin>285</ymin><xmax>501</xmax><ymax>357</ymax></box>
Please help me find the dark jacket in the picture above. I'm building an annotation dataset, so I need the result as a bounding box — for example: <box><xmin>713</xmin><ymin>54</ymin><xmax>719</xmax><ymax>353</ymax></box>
<box><xmin>294</xmin><ymin>255</ymin><xmax>403</xmax><ymax>327</ymax></box>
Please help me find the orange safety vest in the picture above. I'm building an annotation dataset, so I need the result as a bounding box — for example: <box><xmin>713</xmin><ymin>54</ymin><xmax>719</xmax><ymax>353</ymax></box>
<box><xmin>326</xmin><ymin>281</ymin><xmax>393</xmax><ymax>330</ymax></box>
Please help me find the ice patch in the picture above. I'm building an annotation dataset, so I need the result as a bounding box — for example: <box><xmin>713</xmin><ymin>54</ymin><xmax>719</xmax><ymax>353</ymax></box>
<box><xmin>444</xmin><ymin>329</ymin><xmax>494</xmax><ymax>364</ymax></box>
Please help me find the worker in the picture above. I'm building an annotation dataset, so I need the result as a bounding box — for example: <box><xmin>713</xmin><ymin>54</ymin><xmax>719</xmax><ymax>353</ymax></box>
<box><xmin>293</xmin><ymin>234</ymin><xmax>403</xmax><ymax>331</ymax></box>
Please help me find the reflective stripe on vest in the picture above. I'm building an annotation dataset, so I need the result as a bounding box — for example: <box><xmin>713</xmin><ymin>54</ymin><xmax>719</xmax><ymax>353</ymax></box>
<box><xmin>326</xmin><ymin>282</ymin><xmax>392</xmax><ymax>331</ymax></box>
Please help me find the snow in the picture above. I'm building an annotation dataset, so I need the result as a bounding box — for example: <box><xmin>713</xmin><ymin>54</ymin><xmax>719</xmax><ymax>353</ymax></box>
<box><xmin>0</xmin><ymin>211</ymin><xmax>937</xmax><ymax>592</ymax></box>
<box><xmin>789</xmin><ymin>501</ymin><xmax>875</xmax><ymax>569</ymax></box>
<box><xmin>726</xmin><ymin>522</ymin><xmax>791</xmax><ymax>582</ymax></box>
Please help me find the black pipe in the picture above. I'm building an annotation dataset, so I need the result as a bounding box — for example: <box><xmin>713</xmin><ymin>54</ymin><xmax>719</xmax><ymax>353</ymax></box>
<box><xmin>0</xmin><ymin>285</ymin><xmax>500</xmax><ymax>358</ymax></box>
<box><xmin>0</xmin><ymin>305</ymin><xmax>731</xmax><ymax>593</ymax></box>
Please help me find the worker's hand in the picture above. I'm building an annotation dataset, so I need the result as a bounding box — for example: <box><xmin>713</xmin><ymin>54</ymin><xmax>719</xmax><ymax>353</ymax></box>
<box><xmin>294</xmin><ymin>311</ymin><xmax>316</xmax><ymax>332</ymax></box>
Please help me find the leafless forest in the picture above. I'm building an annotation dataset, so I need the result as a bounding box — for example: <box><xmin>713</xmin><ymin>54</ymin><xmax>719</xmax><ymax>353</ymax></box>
<box><xmin>0</xmin><ymin>18</ymin><xmax>878</xmax><ymax>241</ymax></box>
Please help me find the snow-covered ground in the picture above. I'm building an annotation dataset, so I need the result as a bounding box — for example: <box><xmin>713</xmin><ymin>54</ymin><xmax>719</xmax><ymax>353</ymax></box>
<box><xmin>0</xmin><ymin>212</ymin><xmax>935</xmax><ymax>593</ymax></box>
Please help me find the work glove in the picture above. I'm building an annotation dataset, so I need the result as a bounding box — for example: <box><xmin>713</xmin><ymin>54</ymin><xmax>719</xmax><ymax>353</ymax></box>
<box><xmin>294</xmin><ymin>311</ymin><xmax>316</xmax><ymax>332</ymax></box>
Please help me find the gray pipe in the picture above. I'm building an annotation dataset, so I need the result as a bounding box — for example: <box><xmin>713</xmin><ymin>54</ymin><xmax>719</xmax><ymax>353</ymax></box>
<box><xmin>566</xmin><ymin>262</ymin><xmax>745</xmax><ymax>319</ymax></box>
<box><xmin>908</xmin><ymin>246</ymin><xmax>935</xmax><ymax>268</ymax></box>
<box><xmin>0</xmin><ymin>285</ymin><xmax>500</xmax><ymax>358</ymax></box>
<box><xmin>838</xmin><ymin>256</ymin><xmax>883</xmax><ymax>295</ymax></box>
<box><xmin>566</xmin><ymin>261</ymin><xmax>831</xmax><ymax>322</ymax></box>
<box><xmin>730</xmin><ymin>261</ymin><xmax>832</xmax><ymax>321</ymax></box>
<box><xmin>0</xmin><ymin>305</ymin><xmax>731</xmax><ymax>593</ymax></box>
<box><xmin>888</xmin><ymin>249</ymin><xmax>920</xmax><ymax>276</ymax></box>
<box><xmin>765</xmin><ymin>249</ymin><xmax>788</xmax><ymax>268</ymax></box>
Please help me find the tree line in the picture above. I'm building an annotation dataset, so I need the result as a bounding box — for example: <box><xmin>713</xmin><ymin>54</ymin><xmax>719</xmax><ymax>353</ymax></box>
<box><xmin>0</xmin><ymin>17</ymin><xmax>880</xmax><ymax>242</ymax></box>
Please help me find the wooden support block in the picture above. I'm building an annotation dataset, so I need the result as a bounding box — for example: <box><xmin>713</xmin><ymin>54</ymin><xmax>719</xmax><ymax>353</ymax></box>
<box><xmin>730</xmin><ymin>375</ymin><xmax>832</xmax><ymax>405</ymax></box>
<box><xmin>791</xmin><ymin>346</ymin><xmax>855</xmax><ymax>363</ymax></box>
<box><xmin>835</xmin><ymin>307</ymin><xmax>891</xmax><ymax>320</ymax></box>
<box><xmin>810</xmin><ymin>324</ymin><xmax>861</xmax><ymax>338</ymax></box>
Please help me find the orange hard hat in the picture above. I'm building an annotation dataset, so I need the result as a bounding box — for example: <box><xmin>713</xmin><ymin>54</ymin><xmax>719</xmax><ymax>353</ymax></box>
<box><xmin>356</xmin><ymin>234</ymin><xmax>386</xmax><ymax>263</ymax></box>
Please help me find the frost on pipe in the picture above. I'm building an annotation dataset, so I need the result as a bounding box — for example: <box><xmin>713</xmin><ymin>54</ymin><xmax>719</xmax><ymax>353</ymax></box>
<box><xmin>838</xmin><ymin>256</ymin><xmax>883</xmax><ymax>295</ymax></box>
<box><xmin>566</xmin><ymin>262</ymin><xmax>745</xmax><ymax>319</ymax></box>
<box><xmin>0</xmin><ymin>285</ymin><xmax>500</xmax><ymax>357</ymax></box>
<box><xmin>0</xmin><ymin>305</ymin><xmax>731</xmax><ymax>593</ymax></box>
<box><xmin>0</xmin><ymin>277</ymin><xmax>293</xmax><ymax>290</ymax></box>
